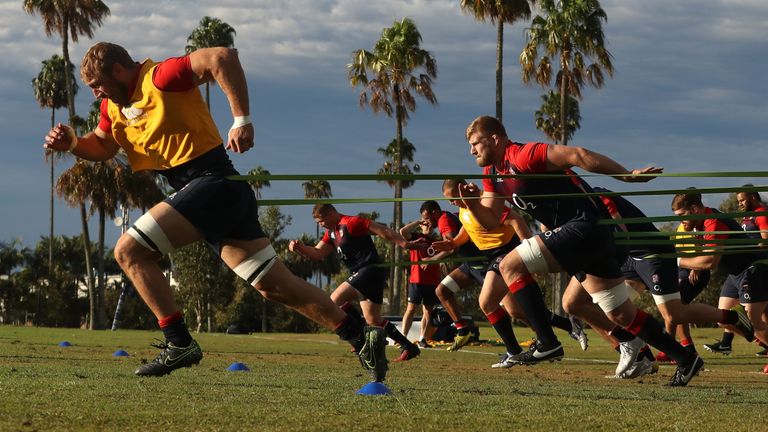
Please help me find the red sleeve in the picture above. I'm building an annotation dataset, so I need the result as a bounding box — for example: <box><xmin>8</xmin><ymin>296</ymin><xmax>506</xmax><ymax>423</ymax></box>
<box><xmin>97</xmin><ymin>98</ymin><xmax>112</xmax><ymax>135</ymax></box>
<box><xmin>509</xmin><ymin>142</ymin><xmax>549</xmax><ymax>173</ymax></box>
<box><xmin>345</xmin><ymin>216</ymin><xmax>372</xmax><ymax>236</ymax></box>
<box><xmin>702</xmin><ymin>218</ymin><xmax>729</xmax><ymax>245</ymax></box>
<box><xmin>152</xmin><ymin>56</ymin><xmax>195</xmax><ymax>92</ymax></box>
<box><xmin>321</xmin><ymin>230</ymin><xmax>330</xmax><ymax>243</ymax></box>
<box><xmin>600</xmin><ymin>196</ymin><xmax>618</xmax><ymax>217</ymax></box>
<box><xmin>481</xmin><ymin>166</ymin><xmax>495</xmax><ymax>192</ymax></box>
<box><xmin>437</xmin><ymin>212</ymin><xmax>459</xmax><ymax>237</ymax></box>
<box><xmin>755</xmin><ymin>208</ymin><xmax>768</xmax><ymax>231</ymax></box>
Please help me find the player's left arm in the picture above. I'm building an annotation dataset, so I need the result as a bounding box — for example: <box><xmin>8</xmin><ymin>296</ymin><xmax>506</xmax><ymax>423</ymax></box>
<box><xmin>545</xmin><ymin>144</ymin><xmax>662</xmax><ymax>183</ymax></box>
<box><xmin>188</xmin><ymin>47</ymin><xmax>252</xmax><ymax>153</ymax></box>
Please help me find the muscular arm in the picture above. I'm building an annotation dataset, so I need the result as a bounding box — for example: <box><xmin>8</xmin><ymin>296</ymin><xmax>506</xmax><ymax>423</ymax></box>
<box><xmin>545</xmin><ymin>145</ymin><xmax>662</xmax><ymax>182</ymax></box>
<box><xmin>289</xmin><ymin>239</ymin><xmax>334</xmax><ymax>261</ymax></box>
<box><xmin>45</xmin><ymin>123</ymin><xmax>120</xmax><ymax>161</ymax></box>
<box><xmin>399</xmin><ymin>220</ymin><xmax>423</xmax><ymax>237</ymax></box>
<box><xmin>369</xmin><ymin>222</ymin><xmax>408</xmax><ymax>249</ymax></box>
<box><xmin>678</xmin><ymin>254</ymin><xmax>720</xmax><ymax>271</ymax></box>
<box><xmin>188</xmin><ymin>47</ymin><xmax>253</xmax><ymax>153</ymax></box>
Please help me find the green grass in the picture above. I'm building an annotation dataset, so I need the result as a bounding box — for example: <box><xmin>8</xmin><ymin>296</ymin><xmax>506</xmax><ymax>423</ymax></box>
<box><xmin>1</xmin><ymin>325</ymin><xmax>767</xmax><ymax>431</ymax></box>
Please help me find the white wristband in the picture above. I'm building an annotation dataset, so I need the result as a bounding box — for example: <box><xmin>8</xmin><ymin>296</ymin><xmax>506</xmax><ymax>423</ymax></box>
<box><xmin>231</xmin><ymin>115</ymin><xmax>251</xmax><ymax>130</ymax></box>
<box><xmin>66</xmin><ymin>128</ymin><xmax>78</xmax><ymax>151</ymax></box>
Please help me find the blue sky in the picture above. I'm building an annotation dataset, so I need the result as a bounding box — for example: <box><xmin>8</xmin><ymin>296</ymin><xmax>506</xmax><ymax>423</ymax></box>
<box><xmin>1</xmin><ymin>0</ymin><xmax>766</xmax><ymax>249</ymax></box>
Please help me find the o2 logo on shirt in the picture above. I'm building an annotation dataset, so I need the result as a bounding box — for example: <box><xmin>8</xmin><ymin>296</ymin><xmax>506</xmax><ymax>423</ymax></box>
<box><xmin>336</xmin><ymin>246</ymin><xmax>347</xmax><ymax>261</ymax></box>
<box><xmin>121</xmin><ymin>105</ymin><xmax>146</xmax><ymax>126</ymax></box>
<box><xmin>510</xmin><ymin>193</ymin><xmax>537</xmax><ymax>211</ymax></box>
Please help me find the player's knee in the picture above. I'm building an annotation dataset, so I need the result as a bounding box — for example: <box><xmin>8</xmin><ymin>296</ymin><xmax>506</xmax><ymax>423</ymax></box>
<box><xmin>438</xmin><ymin>276</ymin><xmax>460</xmax><ymax>296</ymax></box>
<box><xmin>590</xmin><ymin>283</ymin><xmax>631</xmax><ymax>316</ymax></box>
<box><xmin>513</xmin><ymin>237</ymin><xmax>549</xmax><ymax>275</ymax></box>
<box><xmin>114</xmin><ymin>233</ymin><xmax>156</xmax><ymax>268</ymax></box>
<box><xmin>233</xmin><ymin>244</ymin><xmax>279</xmax><ymax>289</ymax></box>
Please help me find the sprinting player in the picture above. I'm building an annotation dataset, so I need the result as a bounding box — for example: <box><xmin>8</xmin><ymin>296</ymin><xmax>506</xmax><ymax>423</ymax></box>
<box><xmin>434</xmin><ymin>179</ymin><xmax>587</xmax><ymax>368</ymax></box>
<box><xmin>399</xmin><ymin>219</ymin><xmax>441</xmax><ymax>348</ymax></box>
<box><xmin>289</xmin><ymin>204</ymin><xmax>422</xmax><ymax>362</ymax></box>
<box><xmin>672</xmin><ymin>192</ymin><xmax>768</xmax><ymax>351</ymax></box>
<box><xmin>703</xmin><ymin>188</ymin><xmax>768</xmax><ymax>355</ymax></box>
<box><xmin>460</xmin><ymin>115</ymin><xmax>702</xmax><ymax>386</ymax></box>
<box><xmin>595</xmin><ymin>188</ymin><xmax>752</xmax><ymax>363</ymax></box>
<box><xmin>43</xmin><ymin>42</ymin><xmax>387</xmax><ymax>381</ymax></box>
<box><xmin>736</xmin><ymin>187</ymin><xmax>768</xmax><ymax>356</ymax></box>
<box><xmin>420</xmin><ymin>200</ymin><xmax>483</xmax><ymax>351</ymax></box>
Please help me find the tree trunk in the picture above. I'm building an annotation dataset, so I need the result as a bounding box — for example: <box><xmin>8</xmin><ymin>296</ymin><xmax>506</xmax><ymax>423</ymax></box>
<box><xmin>496</xmin><ymin>21</ymin><xmax>504</xmax><ymax>122</ymax></box>
<box><xmin>49</xmin><ymin>108</ymin><xmax>55</xmax><ymax>273</ymax></box>
<box><xmin>391</xmin><ymin>101</ymin><xmax>405</xmax><ymax>314</ymax></box>
<box><xmin>61</xmin><ymin>18</ymin><xmax>77</xmax><ymax>125</ymax></box>
<box><xmin>96</xmin><ymin>209</ymin><xmax>107</xmax><ymax>329</ymax></box>
<box><xmin>560</xmin><ymin>71</ymin><xmax>568</xmax><ymax>147</ymax></box>
<box><xmin>80</xmin><ymin>204</ymin><xmax>95</xmax><ymax>329</ymax></box>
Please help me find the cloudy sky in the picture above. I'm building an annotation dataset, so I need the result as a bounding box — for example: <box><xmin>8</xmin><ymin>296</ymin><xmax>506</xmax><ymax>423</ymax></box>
<box><xmin>1</xmin><ymin>0</ymin><xmax>766</xmax><ymax>249</ymax></box>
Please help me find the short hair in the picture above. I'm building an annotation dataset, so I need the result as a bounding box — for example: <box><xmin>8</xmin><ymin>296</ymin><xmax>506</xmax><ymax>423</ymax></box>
<box><xmin>442</xmin><ymin>178</ymin><xmax>466</xmax><ymax>196</ymax></box>
<box><xmin>312</xmin><ymin>203</ymin><xmax>336</xmax><ymax>218</ymax></box>
<box><xmin>738</xmin><ymin>184</ymin><xmax>762</xmax><ymax>201</ymax></box>
<box><xmin>81</xmin><ymin>42</ymin><xmax>135</xmax><ymax>82</ymax></box>
<box><xmin>671</xmin><ymin>190</ymin><xmax>703</xmax><ymax>211</ymax></box>
<box><xmin>419</xmin><ymin>200</ymin><xmax>441</xmax><ymax>214</ymax></box>
<box><xmin>465</xmin><ymin>115</ymin><xmax>507</xmax><ymax>140</ymax></box>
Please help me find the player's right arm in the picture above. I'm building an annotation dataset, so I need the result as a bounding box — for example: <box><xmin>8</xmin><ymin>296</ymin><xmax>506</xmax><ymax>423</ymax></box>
<box><xmin>44</xmin><ymin>122</ymin><xmax>120</xmax><ymax>161</ymax></box>
<box><xmin>288</xmin><ymin>239</ymin><xmax>334</xmax><ymax>261</ymax></box>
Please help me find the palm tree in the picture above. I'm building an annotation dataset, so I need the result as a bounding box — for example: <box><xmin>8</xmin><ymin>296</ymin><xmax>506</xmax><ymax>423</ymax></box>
<box><xmin>377</xmin><ymin>137</ymin><xmax>420</xmax><ymax>189</ymax></box>
<box><xmin>301</xmin><ymin>180</ymin><xmax>332</xmax><ymax>287</ymax></box>
<box><xmin>246</xmin><ymin>166</ymin><xmax>271</xmax><ymax>200</ymax></box>
<box><xmin>460</xmin><ymin>0</ymin><xmax>535</xmax><ymax>122</ymax></box>
<box><xmin>32</xmin><ymin>54</ymin><xmax>77</xmax><ymax>272</ymax></box>
<box><xmin>348</xmin><ymin>17</ymin><xmax>437</xmax><ymax>312</ymax></box>
<box><xmin>519</xmin><ymin>0</ymin><xmax>613</xmax><ymax>146</ymax></box>
<box><xmin>23</xmin><ymin>0</ymin><xmax>110</xmax><ymax>125</ymax></box>
<box><xmin>185</xmin><ymin>16</ymin><xmax>236</xmax><ymax>110</ymax></box>
<box><xmin>534</xmin><ymin>89</ymin><xmax>580</xmax><ymax>143</ymax></box>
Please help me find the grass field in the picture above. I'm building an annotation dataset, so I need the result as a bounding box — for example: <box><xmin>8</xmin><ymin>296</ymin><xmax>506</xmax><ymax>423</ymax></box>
<box><xmin>1</xmin><ymin>325</ymin><xmax>767</xmax><ymax>431</ymax></box>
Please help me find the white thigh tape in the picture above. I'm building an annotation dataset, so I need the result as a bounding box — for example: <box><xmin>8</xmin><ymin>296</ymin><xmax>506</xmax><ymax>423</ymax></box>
<box><xmin>233</xmin><ymin>244</ymin><xmax>278</xmax><ymax>286</ymax></box>
<box><xmin>591</xmin><ymin>283</ymin><xmax>631</xmax><ymax>313</ymax></box>
<box><xmin>652</xmin><ymin>292</ymin><xmax>681</xmax><ymax>305</ymax></box>
<box><xmin>440</xmin><ymin>275</ymin><xmax>461</xmax><ymax>293</ymax></box>
<box><xmin>517</xmin><ymin>237</ymin><xmax>549</xmax><ymax>274</ymax></box>
<box><xmin>127</xmin><ymin>213</ymin><xmax>174</xmax><ymax>255</ymax></box>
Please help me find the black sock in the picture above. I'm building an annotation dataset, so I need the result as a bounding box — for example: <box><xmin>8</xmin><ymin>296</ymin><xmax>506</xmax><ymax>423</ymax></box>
<box><xmin>550</xmin><ymin>312</ymin><xmax>572</xmax><ymax>333</ymax></box>
<box><xmin>382</xmin><ymin>320</ymin><xmax>412</xmax><ymax>348</ymax></box>
<box><xmin>335</xmin><ymin>314</ymin><xmax>365</xmax><ymax>352</ymax></box>
<box><xmin>609</xmin><ymin>326</ymin><xmax>636</xmax><ymax>343</ymax></box>
<box><xmin>626</xmin><ymin>310</ymin><xmax>694</xmax><ymax>365</ymax></box>
<box><xmin>340</xmin><ymin>302</ymin><xmax>365</xmax><ymax>326</ymax></box>
<box><xmin>509</xmin><ymin>276</ymin><xmax>559</xmax><ymax>348</ymax></box>
<box><xmin>160</xmin><ymin>315</ymin><xmax>192</xmax><ymax>347</ymax></box>
<box><xmin>721</xmin><ymin>332</ymin><xmax>735</xmax><ymax>347</ymax></box>
<box><xmin>487</xmin><ymin>309</ymin><xmax>522</xmax><ymax>355</ymax></box>
<box><xmin>455</xmin><ymin>320</ymin><xmax>471</xmax><ymax>336</ymax></box>
<box><xmin>641</xmin><ymin>346</ymin><xmax>656</xmax><ymax>362</ymax></box>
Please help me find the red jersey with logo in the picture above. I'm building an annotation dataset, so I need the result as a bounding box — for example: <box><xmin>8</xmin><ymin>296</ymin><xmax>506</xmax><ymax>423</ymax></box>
<box><xmin>321</xmin><ymin>215</ymin><xmax>379</xmax><ymax>272</ymax></box>
<box><xmin>699</xmin><ymin>207</ymin><xmax>768</xmax><ymax>275</ymax></box>
<box><xmin>742</xmin><ymin>206</ymin><xmax>768</xmax><ymax>238</ymax></box>
<box><xmin>481</xmin><ymin>141</ymin><xmax>608</xmax><ymax>229</ymax></box>
<box><xmin>407</xmin><ymin>232</ymin><xmax>441</xmax><ymax>285</ymax></box>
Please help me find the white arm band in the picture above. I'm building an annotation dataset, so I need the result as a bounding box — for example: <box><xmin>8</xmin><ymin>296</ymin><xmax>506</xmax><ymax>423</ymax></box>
<box><xmin>231</xmin><ymin>115</ymin><xmax>252</xmax><ymax>130</ymax></box>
